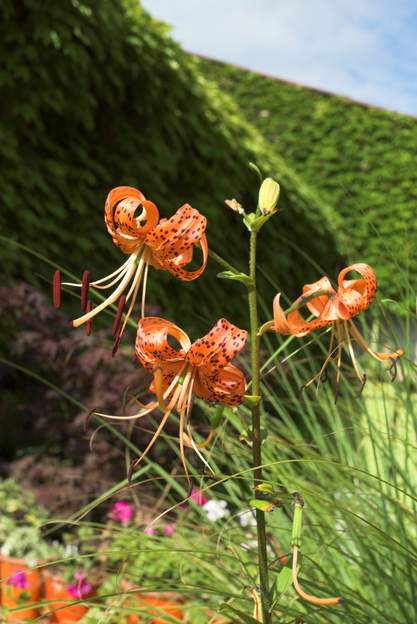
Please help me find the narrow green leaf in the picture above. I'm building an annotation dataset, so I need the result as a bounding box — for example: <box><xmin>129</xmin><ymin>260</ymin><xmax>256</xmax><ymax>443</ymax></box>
<box><xmin>217</xmin><ymin>270</ymin><xmax>253</xmax><ymax>286</ymax></box>
<box><xmin>276</xmin><ymin>566</ymin><xmax>292</xmax><ymax>594</ymax></box>
<box><xmin>249</xmin><ymin>161</ymin><xmax>263</xmax><ymax>182</ymax></box>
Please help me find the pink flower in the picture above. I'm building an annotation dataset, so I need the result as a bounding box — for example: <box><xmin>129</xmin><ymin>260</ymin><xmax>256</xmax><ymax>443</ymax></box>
<box><xmin>8</xmin><ymin>571</ymin><xmax>28</xmax><ymax>590</ymax></box>
<box><xmin>143</xmin><ymin>526</ymin><xmax>157</xmax><ymax>536</ymax></box>
<box><xmin>163</xmin><ymin>523</ymin><xmax>176</xmax><ymax>537</ymax></box>
<box><xmin>190</xmin><ymin>487</ymin><xmax>209</xmax><ymax>507</ymax></box>
<box><xmin>67</xmin><ymin>572</ymin><xmax>93</xmax><ymax>600</ymax></box>
<box><xmin>108</xmin><ymin>501</ymin><xmax>134</xmax><ymax>525</ymax></box>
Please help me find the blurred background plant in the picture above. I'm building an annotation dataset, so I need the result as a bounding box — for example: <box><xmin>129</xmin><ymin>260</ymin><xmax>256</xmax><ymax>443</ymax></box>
<box><xmin>0</xmin><ymin>0</ymin><xmax>416</xmax><ymax>622</ymax></box>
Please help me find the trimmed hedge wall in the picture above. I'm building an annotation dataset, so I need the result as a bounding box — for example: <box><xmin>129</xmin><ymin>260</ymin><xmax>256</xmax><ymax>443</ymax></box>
<box><xmin>200</xmin><ymin>59</ymin><xmax>417</xmax><ymax>309</ymax></box>
<box><xmin>0</xmin><ymin>0</ymin><xmax>342</xmax><ymax>329</ymax></box>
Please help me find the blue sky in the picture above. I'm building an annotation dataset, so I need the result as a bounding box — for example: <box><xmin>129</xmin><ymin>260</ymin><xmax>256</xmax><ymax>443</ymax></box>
<box><xmin>141</xmin><ymin>0</ymin><xmax>417</xmax><ymax>116</ymax></box>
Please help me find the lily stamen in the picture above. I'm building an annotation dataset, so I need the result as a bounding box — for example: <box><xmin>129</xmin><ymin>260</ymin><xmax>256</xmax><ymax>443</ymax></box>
<box><xmin>55</xmin><ymin>186</ymin><xmax>208</xmax><ymax>331</ymax></box>
<box><xmin>90</xmin><ymin>256</ymin><xmax>133</xmax><ymax>289</ymax></box>
<box><xmin>335</xmin><ymin>321</ymin><xmax>344</xmax><ymax>389</ymax></box>
<box><xmin>53</xmin><ymin>270</ymin><xmax>61</xmax><ymax>308</ymax></box>
<box><xmin>348</xmin><ymin>320</ymin><xmax>404</xmax><ymax>364</ymax></box>
<box><xmin>71</xmin><ymin>249</ymin><xmax>140</xmax><ymax>328</ymax></box>
<box><xmin>96</xmin><ymin>317</ymin><xmax>247</xmax><ymax>478</ymax></box>
<box><xmin>112</xmin><ymin>296</ymin><xmax>126</xmax><ymax>337</ymax></box>
<box><xmin>343</xmin><ymin>320</ymin><xmax>365</xmax><ymax>384</ymax></box>
<box><xmin>80</xmin><ymin>270</ymin><xmax>90</xmax><ymax>311</ymax></box>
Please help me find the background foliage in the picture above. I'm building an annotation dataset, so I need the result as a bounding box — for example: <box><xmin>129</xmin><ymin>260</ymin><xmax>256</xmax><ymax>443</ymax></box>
<box><xmin>0</xmin><ymin>0</ymin><xmax>343</xmax><ymax>328</ymax></box>
<box><xmin>201</xmin><ymin>58</ymin><xmax>417</xmax><ymax>308</ymax></box>
<box><xmin>1</xmin><ymin>3</ymin><xmax>416</xmax><ymax>622</ymax></box>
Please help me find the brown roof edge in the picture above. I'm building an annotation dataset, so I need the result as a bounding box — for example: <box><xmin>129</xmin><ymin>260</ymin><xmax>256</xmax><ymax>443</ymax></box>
<box><xmin>192</xmin><ymin>51</ymin><xmax>416</xmax><ymax>119</ymax></box>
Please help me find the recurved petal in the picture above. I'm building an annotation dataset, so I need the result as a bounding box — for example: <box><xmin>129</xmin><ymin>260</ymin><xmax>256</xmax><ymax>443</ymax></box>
<box><xmin>105</xmin><ymin>187</ymin><xmax>159</xmax><ymax>250</ymax></box>
<box><xmin>145</xmin><ymin>204</ymin><xmax>207</xmax><ymax>257</ymax></box>
<box><xmin>159</xmin><ymin>234</ymin><xmax>208</xmax><ymax>281</ymax></box>
<box><xmin>194</xmin><ymin>363</ymin><xmax>246</xmax><ymax>406</ymax></box>
<box><xmin>187</xmin><ymin>318</ymin><xmax>247</xmax><ymax>372</ymax></box>
<box><xmin>302</xmin><ymin>276</ymin><xmax>336</xmax><ymax>317</ymax></box>
<box><xmin>336</xmin><ymin>263</ymin><xmax>377</xmax><ymax>319</ymax></box>
<box><xmin>135</xmin><ymin>317</ymin><xmax>191</xmax><ymax>369</ymax></box>
<box><xmin>273</xmin><ymin>293</ymin><xmax>331</xmax><ymax>337</ymax></box>
<box><xmin>105</xmin><ymin>186</ymin><xmax>144</xmax><ymax>237</ymax></box>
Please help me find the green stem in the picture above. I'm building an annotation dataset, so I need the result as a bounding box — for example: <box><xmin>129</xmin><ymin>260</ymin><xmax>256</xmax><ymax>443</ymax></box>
<box><xmin>248</xmin><ymin>230</ymin><xmax>271</xmax><ymax>623</ymax></box>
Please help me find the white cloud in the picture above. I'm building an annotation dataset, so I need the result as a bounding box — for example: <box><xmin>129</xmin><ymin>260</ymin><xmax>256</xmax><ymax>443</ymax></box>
<box><xmin>141</xmin><ymin>0</ymin><xmax>417</xmax><ymax>115</ymax></box>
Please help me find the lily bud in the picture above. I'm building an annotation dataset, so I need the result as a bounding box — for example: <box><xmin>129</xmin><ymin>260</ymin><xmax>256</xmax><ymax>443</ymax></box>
<box><xmin>258</xmin><ymin>177</ymin><xmax>280</xmax><ymax>215</ymax></box>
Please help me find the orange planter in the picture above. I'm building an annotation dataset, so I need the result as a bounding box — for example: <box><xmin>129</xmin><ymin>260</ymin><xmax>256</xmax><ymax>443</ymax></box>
<box><xmin>127</xmin><ymin>594</ymin><xmax>184</xmax><ymax>623</ymax></box>
<box><xmin>0</xmin><ymin>556</ymin><xmax>42</xmax><ymax>621</ymax></box>
<box><xmin>44</xmin><ymin>575</ymin><xmax>91</xmax><ymax>622</ymax></box>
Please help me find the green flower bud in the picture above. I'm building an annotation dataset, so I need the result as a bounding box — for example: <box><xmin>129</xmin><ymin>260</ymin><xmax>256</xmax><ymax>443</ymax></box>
<box><xmin>258</xmin><ymin>177</ymin><xmax>280</xmax><ymax>215</ymax></box>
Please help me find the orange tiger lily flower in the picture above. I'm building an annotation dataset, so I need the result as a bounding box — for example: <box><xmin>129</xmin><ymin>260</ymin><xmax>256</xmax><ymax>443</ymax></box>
<box><xmin>58</xmin><ymin>186</ymin><xmax>208</xmax><ymax>347</ymax></box>
<box><xmin>270</xmin><ymin>263</ymin><xmax>404</xmax><ymax>391</ymax></box>
<box><xmin>96</xmin><ymin>317</ymin><xmax>247</xmax><ymax>479</ymax></box>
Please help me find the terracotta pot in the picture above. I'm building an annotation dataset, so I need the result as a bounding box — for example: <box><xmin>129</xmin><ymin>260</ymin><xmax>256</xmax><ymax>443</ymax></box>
<box><xmin>0</xmin><ymin>556</ymin><xmax>42</xmax><ymax>620</ymax></box>
<box><xmin>127</xmin><ymin>593</ymin><xmax>184</xmax><ymax>623</ymax></box>
<box><xmin>44</xmin><ymin>575</ymin><xmax>91</xmax><ymax>622</ymax></box>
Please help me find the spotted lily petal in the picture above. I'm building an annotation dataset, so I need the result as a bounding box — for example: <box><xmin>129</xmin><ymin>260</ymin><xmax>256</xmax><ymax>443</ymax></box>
<box><xmin>146</xmin><ymin>204</ymin><xmax>208</xmax><ymax>280</ymax></box>
<box><xmin>194</xmin><ymin>363</ymin><xmax>246</xmax><ymax>406</ymax></box>
<box><xmin>105</xmin><ymin>186</ymin><xmax>159</xmax><ymax>253</ymax></box>
<box><xmin>187</xmin><ymin>318</ymin><xmax>247</xmax><ymax>372</ymax></box>
<box><xmin>135</xmin><ymin>317</ymin><xmax>191</xmax><ymax>369</ymax></box>
<box><xmin>273</xmin><ymin>293</ymin><xmax>331</xmax><ymax>337</ymax></box>
<box><xmin>336</xmin><ymin>263</ymin><xmax>377</xmax><ymax>319</ymax></box>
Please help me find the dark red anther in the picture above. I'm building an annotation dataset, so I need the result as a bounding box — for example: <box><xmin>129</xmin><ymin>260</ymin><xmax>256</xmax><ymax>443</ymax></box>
<box><xmin>85</xmin><ymin>300</ymin><xmax>92</xmax><ymax>336</ymax></box>
<box><xmin>53</xmin><ymin>270</ymin><xmax>61</xmax><ymax>308</ymax></box>
<box><xmin>112</xmin><ymin>295</ymin><xmax>126</xmax><ymax>337</ymax></box>
<box><xmin>81</xmin><ymin>270</ymin><xmax>90</xmax><ymax>311</ymax></box>
<box><xmin>112</xmin><ymin>330</ymin><xmax>124</xmax><ymax>357</ymax></box>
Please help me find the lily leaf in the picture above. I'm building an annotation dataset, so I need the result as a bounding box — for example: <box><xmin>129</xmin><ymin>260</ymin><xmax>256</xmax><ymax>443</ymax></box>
<box><xmin>217</xmin><ymin>270</ymin><xmax>253</xmax><ymax>286</ymax></box>
<box><xmin>249</xmin><ymin>161</ymin><xmax>263</xmax><ymax>182</ymax></box>
<box><xmin>276</xmin><ymin>566</ymin><xmax>292</xmax><ymax>594</ymax></box>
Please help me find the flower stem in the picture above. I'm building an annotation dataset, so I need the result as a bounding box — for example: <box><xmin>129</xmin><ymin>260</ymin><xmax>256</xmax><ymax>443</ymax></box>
<box><xmin>248</xmin><ymin>229</ymin><xmax>271</xmax><ymax>623</ymax></box>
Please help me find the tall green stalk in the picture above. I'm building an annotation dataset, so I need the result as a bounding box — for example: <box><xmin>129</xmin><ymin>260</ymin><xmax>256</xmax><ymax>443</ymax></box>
<box><xmin>248</xmin><ymin>229</ymin><xmax>271</xmax><ymax>623</ymax></box>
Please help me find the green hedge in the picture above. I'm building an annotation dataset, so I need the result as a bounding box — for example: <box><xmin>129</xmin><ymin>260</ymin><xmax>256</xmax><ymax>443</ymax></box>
<box><xmin>0</xmin><ymin>0</ymin><xmax>342</xmax><ymax>329</ymax></box>
<box><xmin>201</xmin><ymin>58</ymin><xmax>417</xmax><ymax>309</ymax></box>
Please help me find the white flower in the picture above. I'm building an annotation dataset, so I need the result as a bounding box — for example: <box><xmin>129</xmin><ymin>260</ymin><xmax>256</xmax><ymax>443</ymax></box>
<box><xmin>64</xmin><ymin>543</ymin><xmax>79</xmax><ymax>557</ymax></box>
<box><xmin>238</xmin><ymin>510</ymin><xmax>257</xmax><ymax>528</ymax></box>
<box><xmin>203</xmin><ymin>499</ymin><xmax>230</xmax><ymax>522</ymax></box>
